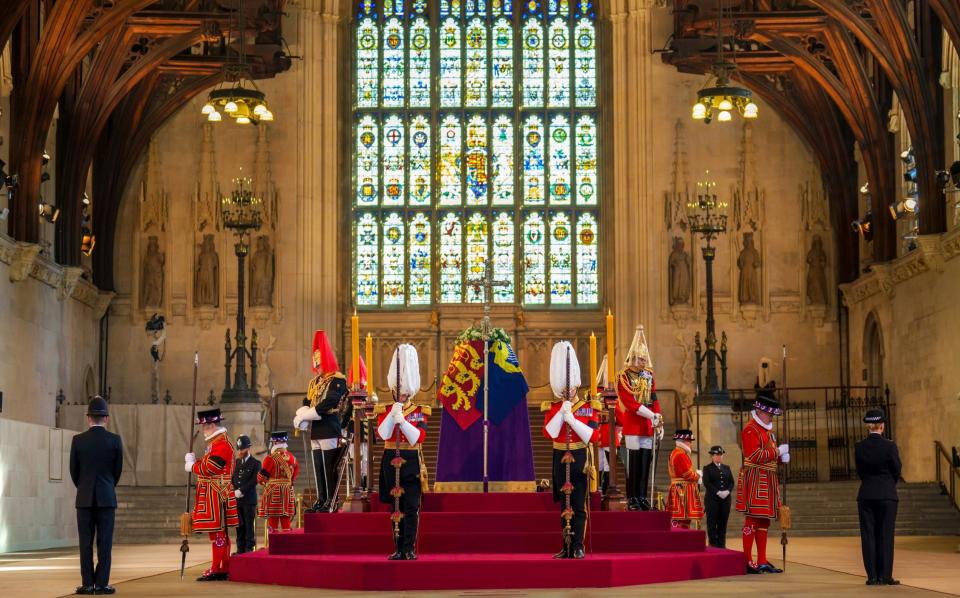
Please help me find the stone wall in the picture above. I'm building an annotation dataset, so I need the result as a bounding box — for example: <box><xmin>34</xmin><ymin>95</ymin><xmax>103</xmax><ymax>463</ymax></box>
<box><xmin>841</xmin><ymin>228</ymin><xmax>960</xmax><ymax>482</ymax></box>
<box><xmin>98</xmin><ymin>4</ymin><xmax>840</xmax><ymax>418</ymax></box>
<box><xmin>0</xmin><ymin>235</ymin><xmax>109</xmax><ymax>426</ymax></box>
<box><xmin>0</xmin><ymin>418</ymin><xmax>78</xmax><ymax>552</ymax></box>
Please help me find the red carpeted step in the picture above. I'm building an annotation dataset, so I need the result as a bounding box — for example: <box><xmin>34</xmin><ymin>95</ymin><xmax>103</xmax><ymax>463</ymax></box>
<box><xmin>229</xmin><ymin>550</ymin><xmax>745</xmax><ymax>591</ymax></box>
<box><xmin>304</xmin><ymin>510</ymin><xmax>672</xmax><ymax>534</ymax></box>
<box><xmin>269</xmin><ymin>528</ymin><xmax>705</xmax><ymax>555</ymax></box>
<box><xmin>370</xmin><ymin>491</ymin><xmax>605</xmax><ymax>512</ymax></box>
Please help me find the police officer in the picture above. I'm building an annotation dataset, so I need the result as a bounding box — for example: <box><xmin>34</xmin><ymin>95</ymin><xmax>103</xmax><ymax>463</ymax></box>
<box><xmin>855</xmin><ymin>408</ymin><xmax>901</xmax><ymax>586</ymax></box>
<box><xmin>231</xmin><ymin>435</ymin><xmax>260</xmax><ymax>553</ymax></box>
<box><xmin>703</xmin><ymin>445</ymin><xmax>733</xmax><ymax>548</ymax></box>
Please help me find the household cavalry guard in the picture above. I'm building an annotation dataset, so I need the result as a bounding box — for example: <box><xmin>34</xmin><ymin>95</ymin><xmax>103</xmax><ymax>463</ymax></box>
<box><xmin>376</xmin><ymin>344</ymin><xmax>430</xmax><ymax>561</ymax></box>
<box><xmin>736</xmin><ymin>384</ymin><xmax>790</xmax><ymax>574</ymax></box>
<box><xmin>258</xmin><ymin>431</ymin><xmax>299</xmax><ymax>532</ymax></box>
<box><xmin>667</xmin><ymin>429</ymin><xmax>703</xmax><ymax>529</ymax></box>
<box><xmin>615</xmin><ymin>325</ymin><xmax>664</xmax><ymax>510</ymax></box>
<box><xmin>542</xmin><ymin>341</ymin><xmax>601</xmax><ymax>560</ymax></box>
<box><xmin>185</xmin><ymin>408</ymin><xmax>238</xmax><ymax>582</ymax></box>
<box><xmin>294</xmin><ymin>330</ymin><xmax>350</xmax><ymax>512</ymax></box>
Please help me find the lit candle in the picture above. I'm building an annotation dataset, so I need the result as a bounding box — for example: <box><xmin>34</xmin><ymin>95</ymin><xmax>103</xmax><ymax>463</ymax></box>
<box><xmin>365</xmin><ymin>333</ymin><xmax>374</xmax><ymax>395</ymax></box>
<box><xmin>351</xmin><ymin>310</ymin><xmax>360</xmax><ymax>388</ymax></box>
<box><xmin>589</xmin><ymin>332</ymin><xmax>597</xmax><ymax>397</ymax></box>
<box><xmin>605</xmin><ymin>310</ymin><xmax>615</xmax><ymax>388</ymax></box>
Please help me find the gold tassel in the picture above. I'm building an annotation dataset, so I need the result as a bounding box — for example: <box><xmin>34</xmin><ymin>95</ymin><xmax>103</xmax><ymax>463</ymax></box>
<box><xmin>779</xmin><ymin>504</ymin><xmax>793</xmax><ymax>530</ymax></box>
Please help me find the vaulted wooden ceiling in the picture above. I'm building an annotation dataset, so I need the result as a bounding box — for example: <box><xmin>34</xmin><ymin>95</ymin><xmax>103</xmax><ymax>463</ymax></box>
<box><xmin>663</xmin><ymin>0</ymin><xmax>958</xmax><ymax>283</ymax></box>
<box><xmin>2</xmin><ymin>0</ymin><xmax>290</xmax><ymax>290</ymax></box>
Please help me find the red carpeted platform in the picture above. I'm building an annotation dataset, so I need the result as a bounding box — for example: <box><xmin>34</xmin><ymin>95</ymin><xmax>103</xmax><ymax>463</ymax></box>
<box><xmin>230</xmin><ymin>492</ymin><xmax>743</xmax><ymax>591</ymax></box>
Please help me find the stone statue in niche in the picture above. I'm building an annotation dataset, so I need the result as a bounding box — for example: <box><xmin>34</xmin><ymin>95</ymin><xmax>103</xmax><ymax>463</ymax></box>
<box><xmin>249</xmin><ymin>235</ymin><xmax>275</xmax><ymax>307</ymax></box>
<box><xmin>806</xmin><ymin>234</ymin><xmax>829</xmax><ymax>305</ymax></box>
<box><xmin>737</xmin><ymin>232</ymin><xmax>762</xmax><ymax>305</ymax></box>
<box><xmin>140</xmin><ymin>236</ymin><xmax>164</xmax><ymax>308</ymax></box>
<box><xmin>194</xmin><ymin>234</ymin><xmax>219</xmax><ymax>307</ymax></box>
<box><xmin>668</xmin><ymin>236</ymin><xmax>692</xmax><ymax>306</ymax></box>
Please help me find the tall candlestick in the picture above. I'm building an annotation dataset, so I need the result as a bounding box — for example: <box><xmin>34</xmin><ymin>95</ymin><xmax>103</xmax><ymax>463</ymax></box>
<box><xmin>589</xmin><ymin>332</ymin><xmax>597</xmax><ymax>397</ymax></box>
<box><xmin>606</xmin><ymin>310</ymin><xmax>615</xmax><ymax>387</ymax></box>
<box><xmin>365</xmin><ymin>333</ymin><xmax>374</xmax><ymax>394</ymax></box>
<box><xmin>351</xmin><ymin>310</ymin><xmax>360</xmax><ymax>388</ymax></box>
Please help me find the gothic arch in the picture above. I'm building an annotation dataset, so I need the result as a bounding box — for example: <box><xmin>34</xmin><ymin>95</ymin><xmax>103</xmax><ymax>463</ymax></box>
<box><xmin>862</xmin><ymin>311</ymin><xmax>884</xmax><ymax>389</ymax></box>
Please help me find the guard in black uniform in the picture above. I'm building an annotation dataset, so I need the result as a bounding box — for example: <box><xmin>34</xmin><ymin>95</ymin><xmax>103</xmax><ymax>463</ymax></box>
<box><xmin>231</xmin><ymin>435</ymin><xmax>261</xmax><ymax>553</ymax></box>
<box><xmin>702</xmin><ymin>445</ymin><xmax>733</xmax><ymax>548</ymax></box>
<box><xmin>294</xmin><ymin>330</ymin><xmax>350</xmax><ymax>511</ymax></box>
<box><xmin>855</xmin><ymin>408</ymin><xmax>901</xmax><ymax>586</ymax></box>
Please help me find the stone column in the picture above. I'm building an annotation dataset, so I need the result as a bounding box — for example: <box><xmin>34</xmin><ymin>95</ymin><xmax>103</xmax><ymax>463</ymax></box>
<box><xmin>297</xmin><ymin>1</ymin><xmax>344</xmax><ymax>378</ymax></box>
<box><xmin>608</xmin><ymin>1</ymin><xmax>656</xmax><ymax>353</ymax></box>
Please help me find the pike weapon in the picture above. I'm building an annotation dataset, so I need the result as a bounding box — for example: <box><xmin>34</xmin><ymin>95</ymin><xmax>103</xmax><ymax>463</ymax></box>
<box><xmin>179</xmin><ymin>352</ymin><xmax>199</xmax><ymax>579</ymax></box>
<box><xmin>780</xmin><ymin>344</ymin><xmax>790</xmax><ymax>571</ymax></box>
<box><xmin>649</xmin><ymin>416</ymin><xmax>663</xmax><ymax>508</ymax></box>
<box><xmin>390</xmin><ymin>347</ymin><xmax>403</xmax><ymax>542</ymax></box>
<box><xmin>561</xmin><ymin>345</ymin><xmax>574</xmax><ymax>553</ymax></box>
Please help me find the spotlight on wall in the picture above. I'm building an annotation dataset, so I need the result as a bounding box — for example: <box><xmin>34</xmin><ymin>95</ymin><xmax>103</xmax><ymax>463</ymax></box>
<box><xmin>900</xmin><ymin>147</ymin><xmax>914</xmax><ymax>164</ymax></box>
<box><xmin>82</xmin><ymin>192</ymin><xmax>90</xmax><ymax>206</ymax></box>
<box><xmin>81</xmin><ymin>229</ymin><xmax>96</xmax><ymax>256</ymax></box>
<box><xmin>851</xmin><ymin>211</ymin><xmax>873</xmax><ymax>242</ymax></box>
<box><xmin>40</xmin><ymin>172</ymin><xmax>50</xmax><ymax>184</ymax></box>
<box><xmin>38</xmin><ymin>202</ymin><xmax>60</xmax><ymax>223</ymax></box>
<box><xmin>41</xmin><ymin>150</ymin><xmax>51</xmax><ymax>166</ymax></box>
<box><xmin>889</xmin><ymin>196</ymin><xmax>918</xmax><ymax>220</ymax></box>
<box><xmin>859</xmin><ymin>182</ymin><xmax>870</xmax><ymax>197</ymax></box>
<box><xmin>946</xmin><ymin>161</ymin><xmax>960</xmax><ymax>192</ymax></box>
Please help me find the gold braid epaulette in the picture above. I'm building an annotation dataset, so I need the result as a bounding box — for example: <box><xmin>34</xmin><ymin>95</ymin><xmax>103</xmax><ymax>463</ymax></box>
<box><xmin>540</xmin><ymin>400</ymin><xmax>553</xmax><ymax>412</ymax></box>
<box><xmin>617</xmin><ymin>368</ymin><xmax>653</xmax><ymax>405</ymax></box>
<box><xmin>590</xmin><ymin>399</ymin><xmax>604</xmax><ymax>411</ymax></box>
<box><xmin>307</xmin><ymin>372</ymin><xmax>346</xmax><ymax>409</ymax></box>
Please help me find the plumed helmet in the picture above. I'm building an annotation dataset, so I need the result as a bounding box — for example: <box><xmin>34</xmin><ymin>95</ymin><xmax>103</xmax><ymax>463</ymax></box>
<box><xmin>549</xmin><ymin>341</ymin><xmax>581</xmax><ymax>400</ymax></box>
<box><xmin>625</xmin><ymin>325</ymin><xmax>652</xmax><ymax>369</ymax></box>
<box><xmin>312</xmin><ymin>330</ymin><xmax>339</xmax><ymax>375</ymax></box>
<box><xmin>388</xmin><ymin>344</ymin><xmax>421</xmax><ymax>398</ymax></box>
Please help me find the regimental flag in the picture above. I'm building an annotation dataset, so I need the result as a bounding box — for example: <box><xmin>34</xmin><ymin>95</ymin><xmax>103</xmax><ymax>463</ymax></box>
<box><xmin>437</xmin><ymin>339</ymin><xmax>529</xmax><ymax>431</ymax></box>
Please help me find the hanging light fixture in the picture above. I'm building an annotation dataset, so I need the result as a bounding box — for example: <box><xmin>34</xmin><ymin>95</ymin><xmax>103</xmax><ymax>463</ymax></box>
<box><xmin>202</xmin><ymin>0</ymin><xmax>272</xmax><ymax>125</ymax></box>
<box><xmin>691</xmin><ymin>0</ymin><xmax>757</xmax><ymax>124</ymax></box>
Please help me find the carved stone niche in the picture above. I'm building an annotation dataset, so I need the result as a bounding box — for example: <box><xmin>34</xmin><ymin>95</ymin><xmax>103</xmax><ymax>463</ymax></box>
<box><xmin>195</xmin><ymin>306</ymin><xmax>217</xmax><ymax>330</ymax></box>
<box><xmin>807</xmin><ymin>304</ymin><xmax>829</xmax><ymax>328</ymax></box>
<box><xmin>8</xmin><ymin>242</ymin><xmax>41</xmax><ymax>283</ymax></box>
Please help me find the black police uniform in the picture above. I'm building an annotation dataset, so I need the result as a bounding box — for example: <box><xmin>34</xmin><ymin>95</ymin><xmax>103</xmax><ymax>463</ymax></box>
<box><xmin>702</xmin><ymin>458</ymin><xmax>734</xmax><ymax>548</ymax></box>
<box><xmin>855</xmin><ymin>427</ymin><xmax>902</xmax><ymax>585</ymax></box>
<box><xmin>231</xmin><ymin>450</ymin><xmax>261</xmax><ymax>553</ymax></box>
<box><xmin>69</xmin><ymin>398</ymin><xmax>123</xmax><ymax>595</ymax></box>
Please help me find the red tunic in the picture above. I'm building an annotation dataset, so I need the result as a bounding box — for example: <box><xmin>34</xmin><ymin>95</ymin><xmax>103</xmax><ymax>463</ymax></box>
<box><xmin>257</xmin><ymin>449</ymin><xmax>299</xmax><ymax>518</ymax></box>
<box><xmin>667</xmin><ymin>446</ymin><xmax>704</xmax><ymax>520</ymax></box>
<box><xmin>541</xmin><ymin>399</ymin><xmax>601</xmax><ymax>447</ymax></box>
<box><xmin>597</xmin><ymin>422</ymin><xmax>621</xmax><ymax>449</ymax></box>
<box><xmin>191</xmin><ymin>432</ymin><xmax>239</xmax><ymax>532</ymax></box>
<box><xmin>377</xmin><ymin>404</ymin><xmax>428</xmax><ymax>447</ymax></box>
<box><xmin>615</xmin><ymin>368</ymin><xmax>661</xmax><ymax>437</ymax></box>
<box><xmin>736</xmin><ymin>417</ymin><xmax>782</xmax><ymax>518</ymax></box>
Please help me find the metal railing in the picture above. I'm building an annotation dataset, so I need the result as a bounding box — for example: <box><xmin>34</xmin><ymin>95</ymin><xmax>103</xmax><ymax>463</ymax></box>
<box><xmin>934</xmin><ymin>440</ymin><xmax>960</xmax><ymax>512</ymax></box>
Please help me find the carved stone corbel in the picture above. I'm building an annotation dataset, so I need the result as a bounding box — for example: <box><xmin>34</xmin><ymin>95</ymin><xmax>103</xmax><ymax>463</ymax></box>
<box><xmin>58</xmin><ymin>267</ymin><xmax>85</xmax><ymax>301</ymax></box>
<box><xmin>93</xmin><ymin>291</ymin><xmax>115</xmax><ymax>320</ymax></box>
<box><xmin>8</xmin><ymin>242</ymin><xmax>41</xmax><ymax>282</ymax></box>
<box><xmin>870</xmin><ymin>263</ymin><xmax>895</xmax><ymax>297</ymax></box>
<box><xmin>915</xmin><ymin>234</ymin><xmax>945</xmax><ymax>273</ymax></box>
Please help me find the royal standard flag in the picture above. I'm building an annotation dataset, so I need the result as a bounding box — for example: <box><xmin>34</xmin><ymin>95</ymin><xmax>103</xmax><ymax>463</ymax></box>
<box><xmin>477</xmin><ymin>341</ymin><xmax>529</xmax><ymax>425</ymax></box>
<box><xmin>437</xmin><ymin>340</ymin><xmax>529</xmax><ymax>430</ymax></box>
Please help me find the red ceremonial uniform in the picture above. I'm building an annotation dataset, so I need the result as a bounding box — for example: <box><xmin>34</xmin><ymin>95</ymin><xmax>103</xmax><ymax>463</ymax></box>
<box><xmin>191</xmin><ymin>431</ymin><xmax>239</xmax><ymax>532</ymax></box>
<box><xmin>377</xmin><ymin>404</ymin><xmax>428</xmax><ymax>447</ymax></box>
<box><xmin>667</xmin><ymin>446</ymin><xmax>704</xmax><ymax>521</ymax></box>
<box><xmin>541</xmin><ymin>399</ymin><xmax>602</xmax><ymax>447</ymax></box>
<box><xmin>736</xmin><ymin>417</ymin><xmax>782</xmax><ymax>518</ymax></box>
<box><xmin>615</xmin><ymin>368</ymin><xmax>661</xmax><ymax>437</ymax></box>
<box><xmin>377</xmin><ymin>403</ymin><xmax>430</xmax><ymax>556</ymax></box>
<box><xmin>258</xmin><ymin>449</ymin><xmax>299</xmax><ymax>518</ymax></box>
<box><xmin>597</xmin><ymin>422</ymin><xmax>621</xmax><ymax>448</ymax></box>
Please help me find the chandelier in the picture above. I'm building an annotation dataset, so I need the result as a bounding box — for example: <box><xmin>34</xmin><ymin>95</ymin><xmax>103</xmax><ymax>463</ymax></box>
<box><xmin>691</xmin><ymin>1</ymin><xmax>757</xmax><ymax>124</ymax></box>
<box><xmin>686</xmin><ymin>171</ymin><xmax>729</xmax><ymax>241</ymax></box>
<box><xmin>221</xmin><ymin>175</ymin><xmax>263</xmax><ymax>239</ymax></box>
<box><xmin>201</xmin><ymin>0</ymin><xmax>273</xmax><ymax>125</ymax></box>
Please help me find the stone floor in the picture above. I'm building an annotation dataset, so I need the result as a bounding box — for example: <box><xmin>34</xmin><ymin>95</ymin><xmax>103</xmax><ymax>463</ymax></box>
<box><xmin>1</xmin><ymin>537</ymin><xmax>957</xmax><ymax>598</ymax></box>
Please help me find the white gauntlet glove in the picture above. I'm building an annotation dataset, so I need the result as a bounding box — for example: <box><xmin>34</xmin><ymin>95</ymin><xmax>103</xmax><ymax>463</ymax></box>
<box><xmin>651</xmin><ymin>413</ymin><xmax>662</xmax><ymax>427</ymax></box>
<box><xmin>696</xmin><ymin>469</ymin><xmax>703</xmax><ymax>484</ymax></box>
<box><xmin>234</xmin><ymin>489</ymin><xmax>243</xmax><ymax>498</ymax></box>
<box><xmin>781</xmin><ymin>453</ymin><xmax>791</xmax><ymax>463</ymax></box>
<box><xmin>778</xmin><ymin>443</ymin><xmax>789</xmax><ymax>456</ymax></box>
<box><xmin>184</xmin><ymin>453</ymin><xmax>196</xmax><ymax>472</ymax></box>
<box><xmin>637</xmin><ymin>404</ymin><xmax>656</xmax><ymax>420</ymax></box>
<box><xmin>717</xmin><ymin>490</ymin><xmax>731</xmax><ymax>499</ymax></box>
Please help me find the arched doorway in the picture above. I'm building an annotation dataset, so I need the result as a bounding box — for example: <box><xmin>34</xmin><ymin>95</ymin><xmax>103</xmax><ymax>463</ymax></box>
<box><xmin>863</xmin><ymin>313</ymin><xmax>884</xmax><ymax>388</ymax></box>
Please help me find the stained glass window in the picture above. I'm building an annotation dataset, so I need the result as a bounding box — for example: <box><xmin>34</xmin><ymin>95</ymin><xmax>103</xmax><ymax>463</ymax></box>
<box><xmin>353</xmin><ymin>0</ymin><xmax>599</xmax><ymax>308</ymax></box>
